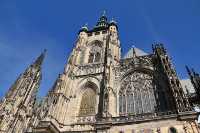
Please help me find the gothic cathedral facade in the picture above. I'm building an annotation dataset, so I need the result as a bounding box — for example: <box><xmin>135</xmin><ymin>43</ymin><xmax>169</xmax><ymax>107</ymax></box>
<box><xmin>0</xmin><ymin>14</ymin><xmax>199</xmax><ymax>133</ymax></box>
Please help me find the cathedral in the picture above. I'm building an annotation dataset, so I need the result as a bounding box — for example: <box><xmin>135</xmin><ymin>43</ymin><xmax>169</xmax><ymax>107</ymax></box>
<box><xmin>0</xmin><ymin>14</ymin><xmax>200</xmax><ymax>133</ymax></box>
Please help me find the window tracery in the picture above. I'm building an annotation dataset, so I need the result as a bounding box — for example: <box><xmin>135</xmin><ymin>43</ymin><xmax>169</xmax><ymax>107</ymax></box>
<box><xmin>119</xmin><ymin>71</ymin><xmax>156</xmax><ymax>115</ymax></box>
<box><xmin>88</xmin><ymin>41</ymin><xmax>102</xmax><ymax>63</ymax></box>
<box><xmin>79</xmin><ymin>87</ymin><xmax>96</xmax><ymax>116</ymax></box>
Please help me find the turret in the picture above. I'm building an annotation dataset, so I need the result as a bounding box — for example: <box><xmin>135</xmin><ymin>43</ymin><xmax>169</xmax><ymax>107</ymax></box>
<box><xmin>94</xmin><ymin>12</ymin><xmax>108</xmax><ymax>31</ymax></box>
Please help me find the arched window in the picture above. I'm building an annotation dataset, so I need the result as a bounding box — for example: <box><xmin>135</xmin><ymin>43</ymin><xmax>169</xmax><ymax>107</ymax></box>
<box><xmin>94</xmin><ymin>52</ymin><xmax>101</xmax><ymax>62</ymax></box>
<box><xmin>122</xmin><ymin>94</ymin><xmax>126</xmax><ymax>113</ymax></box>
<box><xmin>169</xmin><ymin>127</ymin><xmax>177</xmax><ymax>133</ymax></box>
<box><xmin>88</xmin><ymin>52</ymin><xmax>101</xmax><ymax>63</ymax></box>
<box><xmin>79</xmin><ymin>87</ymin><xmax>96</xmax><ymax>116</ymax></box>
<box><xmin>127</xmin><ymin>93</ymin><xmax>132</xmax><ymax>113</ymax></box>
<box><xmin>119</xmin><ymin>94</ymin><xmax>123</xmax><ymax>113</ymax></box>
<box><xmin>88</xmin><ymin>41</ymin><xmax>102</xmax><ymax>63</ymax></box>
<box><xmin>119</xmin><ymin>71</ymin><xmax>156</xmax><ymax>115</ymax></box>
<box><xmin>88</xmin><ymin>53</ymin><xmax>94</xmax><ymax>63</ymax></box>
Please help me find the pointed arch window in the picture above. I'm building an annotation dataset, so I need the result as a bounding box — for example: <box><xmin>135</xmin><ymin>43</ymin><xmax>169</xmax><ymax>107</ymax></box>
<box><xmin>119</xmin><ymin>94</ymin><xmax>123</xmax><ymax>113</ymax></box>
<box><xmin>79</xmin><ymin>87</ymin><xmax>96</xmax><ymax>116</ymax></box>
<box><xmin>119</xmin><ymin>71</ymin><xmax>156</xmax><ymax>115</ymax></box>
<box><xmin>122</xmin><ymin>94</ymin><xmax>126</xmax><ymax>113</ymax></box>
<box><xmin>88</xmin><ymin>41</ymin><xmax>102</xmax><ymax>63</ymax></box>
<box><xmin>88</xmin><ymin>53</ymin><xmax>94</xmax><ymax>63</ymax></box>
<box><xmin>88</xmin><ymin>52</ymin><xmax>101</xmax><ymax>63</ymax></box>
<box><xmin>94</xmin><ymin>52</ymin><xmax>101</xmax><ymax>62</ymax></box>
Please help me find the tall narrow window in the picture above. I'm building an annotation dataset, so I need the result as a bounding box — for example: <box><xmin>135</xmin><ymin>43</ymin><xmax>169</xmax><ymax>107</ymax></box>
<box><xmin>127</xmin><ymin>93</ymin><xmax>132</xmax><ymax>113</ymax></box>
<box><xmin>88</xmin><ymin>41</ymin><xmax>102</xmax><ymax>63</ymax></box>
<box><xmin>130</xmin><ymin>94</ymin><xmax>134</xmax><ymax>113</ymax></box>
<box><xmin>122</xmin><ymin>94</ymin><xmax>126</xmax><ymax>113</ymax></box>
<box><xmin>88</xmin><ymin>53</ymin><xmax>94</xmax><ymax>63</ymax></box>
<box><xmin>88</xmin><ymin>52</ymin><xmax>101</xmax><ymax>63</ymax></box>
<box><xmin>79</xmin><ymin>88</ymin><xmax>96</xmax><ymax>116</ymax></box>
<box><xmin>119</xmin><ymin>94</ymin><xmax>123</xmax><ymax>113</ymax></box>
<box><xmin>94</xmin><ymin>52</ymin><xmax>101</xmax><ymax>62</ymax></box>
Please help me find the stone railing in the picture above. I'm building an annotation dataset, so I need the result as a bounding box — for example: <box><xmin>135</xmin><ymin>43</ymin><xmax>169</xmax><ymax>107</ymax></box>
<box><xmin>74</xmin><ymin>63</ymin><xmax>104</xmax><ymax>76</ymax></box>
<box><xmin>111</xmin><ymin>111</ymin><xmax>177</xmax><ymax>123</ymax></box>
<box><xmin>76</xmin><ymin>115</ymin><xmax>96</xmax><ymax>123</ymax></box>
<box><xmin>91</xmin><ymin>111</ymin><xmax>177</xmax><ymax>125</ymax></box>
<box><xmin>75</xmin><ymin>111</ymin><xmax>177</xmax><ymax>125</ymax></box>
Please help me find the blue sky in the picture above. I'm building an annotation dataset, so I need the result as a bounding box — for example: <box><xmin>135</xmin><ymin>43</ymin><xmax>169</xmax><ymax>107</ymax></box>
<box><xmin>0</xmin><ymin>0</ymin><xmax>200</xmax><ymax>98</ymax></box>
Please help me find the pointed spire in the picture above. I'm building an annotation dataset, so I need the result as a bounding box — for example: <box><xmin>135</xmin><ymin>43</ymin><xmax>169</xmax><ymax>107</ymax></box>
<box><xmin>0</xmin><ymin>50</ymin><xmax>45</xmax><ymax>132</ymax></box>
<box><xmin>95</xmin><ymin>11</ymin><xmax>108</xmax><ymax>28</ymax></box>
<box><xmin>33</xmin><ymin>49</ymin><xmax>46</xmax><ymax>68</ymax></box>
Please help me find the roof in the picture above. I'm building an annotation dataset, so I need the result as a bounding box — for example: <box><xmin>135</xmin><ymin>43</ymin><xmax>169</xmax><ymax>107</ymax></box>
<box><xmin>123</xmin><ymin>47</ymin><xmax>149</xmax><ymax>59</ymax></box>
<box><xmin>180</xmin><ymin>79</ymin><xmax>195</xmax><ymax>94</ymax></box>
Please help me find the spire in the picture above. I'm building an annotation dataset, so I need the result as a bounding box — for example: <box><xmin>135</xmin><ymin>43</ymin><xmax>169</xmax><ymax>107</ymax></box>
<box><xmin>33</xmin><ymin>49</ymin><xmax>46</xmax><ymax>68</ymax></box>
<box><xmin>0</xmin><ymin>50</ymin><xmax>45</xmax><ymax>132</ymax></box>
<box><xmin>95</xmin><ymin>11</ymin><xmax>108</xmax><ymax>29</ymax></box>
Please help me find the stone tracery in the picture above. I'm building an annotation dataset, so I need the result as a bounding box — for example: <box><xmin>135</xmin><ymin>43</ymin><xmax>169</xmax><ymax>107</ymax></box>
<box><xmin>119</xmin><ymin>71</ymin><xmax>156</xmax><ymax>115</ymax></box>
<box><xmin>79</xmin><ymin>84</ymin><xmax>97</xmax><ymax>116</ymax></box>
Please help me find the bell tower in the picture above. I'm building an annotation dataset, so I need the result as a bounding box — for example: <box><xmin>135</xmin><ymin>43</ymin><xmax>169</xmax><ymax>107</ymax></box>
<box><xmin>33</xmin><ymin>13</ymin><xmax>121</xmax><ymax>132</ymax></box>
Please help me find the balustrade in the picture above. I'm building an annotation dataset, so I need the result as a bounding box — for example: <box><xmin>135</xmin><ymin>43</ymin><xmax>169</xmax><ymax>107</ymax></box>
<box><xmin>74</xmin><ymin>63</ymin><xmax>104</xmax><ymax>76</ymax></box>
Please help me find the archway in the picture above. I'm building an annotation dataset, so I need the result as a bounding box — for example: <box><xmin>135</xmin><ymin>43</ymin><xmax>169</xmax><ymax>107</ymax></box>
<box><xmin>79</xmin><ymin>83</ymin><xmax>97</xmax><ymax>116</ymax></box>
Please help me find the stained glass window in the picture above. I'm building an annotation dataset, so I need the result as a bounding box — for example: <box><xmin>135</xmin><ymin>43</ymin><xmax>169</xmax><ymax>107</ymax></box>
<box><xmin>119</xmin><ymin>94</ymin><xmax>123</xmax><ymax>113</ymax></box>
<box><xmin>119</xmin><ymin>71</ymin><xmax>156</xmax><ymax>115</ymax></box>
<box><xmin>79</xmin><ymin>88</ymin><xmax>96</xmax><ymax>116</ymax></box>
<box><xmin>88</xmin><ymin>41</ymin><xmax>102</xmax><ymax>63</ymax></box>
<box><xmin>88</xmin><ymin>53</ymin><xmax>94</xmax><ymax>63</ymax></box>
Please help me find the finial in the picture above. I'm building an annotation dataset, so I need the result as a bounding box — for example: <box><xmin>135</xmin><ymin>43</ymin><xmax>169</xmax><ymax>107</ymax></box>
<box><xmin>33</xmin><ymin>49</ymin><xmax>46</xmax><ymax>68</ymax></box>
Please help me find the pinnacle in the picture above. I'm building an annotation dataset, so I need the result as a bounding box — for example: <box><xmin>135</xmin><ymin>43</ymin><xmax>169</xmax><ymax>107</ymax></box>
<box><xmin>33</xmin><ymin>49</ymin><xmax>46</xmax><ymax>68</ymax></box>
